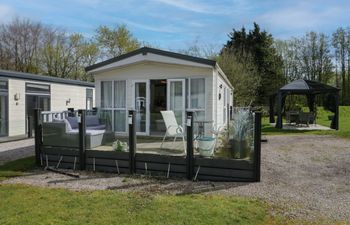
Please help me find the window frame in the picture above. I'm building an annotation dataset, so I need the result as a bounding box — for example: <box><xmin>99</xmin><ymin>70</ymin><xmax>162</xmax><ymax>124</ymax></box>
<box><xmin>100</xmin><ymin>80</ymin><xmax>127</xmax><ymax>133</ymax></box>
<box><xmin>187</xmin><ymin>77</ymin><xmax>206</xmax><ymax>120</ymax></box>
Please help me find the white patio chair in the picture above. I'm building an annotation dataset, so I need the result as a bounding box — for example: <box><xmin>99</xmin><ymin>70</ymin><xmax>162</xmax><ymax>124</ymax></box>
<box><xmin>160</xmin><ymin>111</ymin><xmax>186</xmax><ymax>153</ymax></box>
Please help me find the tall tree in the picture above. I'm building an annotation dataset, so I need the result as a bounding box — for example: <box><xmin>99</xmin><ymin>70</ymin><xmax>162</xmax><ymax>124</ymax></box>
<box><xmin>0</xmin><ymin>17</ymin><xmax>42</xmax><ymax>73</ymax></box>
<box><xmin>217</xmin><ymin>50</ymin><xmax>260</xmax><ymax>106</ymax></box>
<box><xmin>95</xmin><ymin>24</ymin><xmax>140</xmax><ymax>59</ymax></box>
<box><xmin>223</xmin><ymin>23</ymin><xmax>284</xmax><ymax>105</ymax></box>
<box><xmin>332</xmin><ymin>27</ymin><xmax>349</xmax><ymax>103</ymax></box>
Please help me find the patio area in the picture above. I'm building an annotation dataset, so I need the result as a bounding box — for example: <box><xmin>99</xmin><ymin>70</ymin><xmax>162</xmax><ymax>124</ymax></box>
<box><xmin>92</xmin><ymin>137</ymin><xmax>187</xmax><ymax>156</ymax></box>
<box><xmin>270</xmin><ymin>123</ymin><xmax>332</xmax><ymax>131</ymax></box>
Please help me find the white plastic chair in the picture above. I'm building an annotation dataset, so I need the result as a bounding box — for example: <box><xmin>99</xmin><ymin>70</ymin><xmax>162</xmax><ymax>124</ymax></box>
<box><xmin>160</xmin><ymin>111</ymin><xmax>186</xmax><ymax>153</ymax></box>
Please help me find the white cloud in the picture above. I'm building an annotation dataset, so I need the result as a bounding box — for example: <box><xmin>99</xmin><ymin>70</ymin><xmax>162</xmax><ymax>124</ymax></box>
<box><xmin>152</xmin><ymin>0</ymin><xmax>240</xmax><ymax>15</ymax></box>
<box><xmin>122</xmin><ymin>19</ymin><xmax>182</xmax><ymax>33</ymax></box>
<box><xmin>258</xmin><ymin>2</ymin><xmax>348</xmax><ymax>32</ymax></box>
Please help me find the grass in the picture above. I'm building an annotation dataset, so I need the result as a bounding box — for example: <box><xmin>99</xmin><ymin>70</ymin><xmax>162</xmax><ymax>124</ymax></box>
<box><xmin>262</xmin><ymin>106</ymin><xmax>350</xmax><ymax>138</ymax></box>
<box><xmin>0</xmin><ymin>158</ymin><xmax>345</xmax><ymax>224</ymax></box>
<box><xmin>0</xmin><ymin>156</ymin><xmax>36</xmax><ymax>181</ymax></box>
<box><xmin>0</xmin><ymin>158</ymin><xmax>273</xmax><ymax>225</ymax></box>
<box><xmin>0</xmin><ymin>184</ymin><xmax>271</xmax><ymax>225</ymax></box>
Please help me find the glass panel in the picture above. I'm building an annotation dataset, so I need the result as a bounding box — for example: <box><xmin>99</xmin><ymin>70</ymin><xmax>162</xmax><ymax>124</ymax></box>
<box><xmin>85</xmin><ymin>109</ymin><xmax>117</xmax><ymax>151</ymax></box>
<box><xmin>86</xmin><ymin>89</ymin><xmax>93</xmax><ymax>110</ymax></box>
<box><xmin>114</xmin><ymin>81</ymin><xmax>126</xmax><ymax>108</ymax></box>
<box><xmin>101</xmin><ymin>81</ymin><xmax>112</xmax><ymax>108</ymax></box>
<box><xmin>114</xmin><ymin>110</ymin><xmax>126</xmax><ymax>132</ymax></box>
<box><xmin>99</xmin><ymin>110</ymin><xmax>113</xmax><ymax>131</ymax></box>
<box><xmin>26</xmin><ymin>83</ymin><xmax>50</xmax><ymax>94</ymax></box>
<box><xmin>39</xmin><ymin>96</ymin><xmax>50</xmax><ymax>111</ymax></box>
<box><xmin>212</xmin><ymin>108</ymin><xmax>254</xmax><ymax>160</ymax></box>
<box><xmin>86</xmin><ymin>97</ymin><xmax>93</xmax><ymax>110</ymax></box>
<box><xmin>0</xmin><ymin>80</ymin><xmax>8</xmax><ymax>91</ymax></box>
<box><xmin>0</xmin><ymin>95</ymin><xmax>8</xmax><ymax>136</ymax></box>
<box><xmin>190</xmin><ymin>78</ymin><xmax>205</xmax><ymax>109</ymax></box>
<box><xmin>41</xmin><ymin>113</ymin><xmax>80</xmax><ymax>149</ymax></box>
<box><xmin>169</xmin><ymin>81</ymin><xmax>184</xmax><ymax>126</ymax></box>
<box><xmin>135</xmin><ymin>82</ymin><xmax>147</xmax><ymax>133</ymax></box>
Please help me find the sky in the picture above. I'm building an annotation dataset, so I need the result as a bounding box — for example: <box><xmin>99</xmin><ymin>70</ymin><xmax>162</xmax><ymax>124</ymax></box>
<box><xmin>1</xmin><ymin>0</ymin><xmax>350</xmax><ymax>50</ymax></box>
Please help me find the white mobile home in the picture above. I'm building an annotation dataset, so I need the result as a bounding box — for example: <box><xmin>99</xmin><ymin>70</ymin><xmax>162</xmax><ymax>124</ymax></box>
<box><xmin>86</xmin><ymin>47</ymin><xmax>233</xmax><ymax>136</ymax></box>
<box><xmin>0</xmin><ymin>70</ymin><xmax>95</xmax><ymax>137</ymax></box>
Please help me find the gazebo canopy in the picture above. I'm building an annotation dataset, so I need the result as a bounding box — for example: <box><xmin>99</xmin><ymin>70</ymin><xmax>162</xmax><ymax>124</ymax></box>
<box><xmin>270</xmin><ymin>79</ymin><xmax>340</xmax><ymax>130</ymax></box>
<box><xmin>279</xmin><ymin>79</ymin><xmax>340</xmax><ymax>94</ymax></box>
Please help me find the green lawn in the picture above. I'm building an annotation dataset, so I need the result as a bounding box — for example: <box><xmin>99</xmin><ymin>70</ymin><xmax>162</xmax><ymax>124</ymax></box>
<box><xmin>0</xmin><ymin>157</ymin><xmax>274</xmax><ymax>225</ymax></box>
<box><xmin>0</xmin><ymin>156</ymin><xmax>36</xmax><ymax>181</ymax></box>
<box><xmin>262</xmin><ymin>106</ymin><xmax>350</xmax><ymax>138</ymax></box>
<box><xmin>0</xmin><ymin>184</ymin><xmax>272</xmax><ymax>225</ymax></box>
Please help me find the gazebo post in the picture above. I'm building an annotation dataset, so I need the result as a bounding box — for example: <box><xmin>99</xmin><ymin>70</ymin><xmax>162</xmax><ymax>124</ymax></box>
<box><xmin>333</xmin><ymin>92</ymin><xmax>340</xmax><ymax>130</ymax></box>
<box><xmin>269</xmin><ymin>95</ymin><xmax>275</xmax><ymax>123</ymax></box>
<box><xmin>276</xmin><ymin>92</ymin><xmax>283</xmax><ymax>129</ymax></box>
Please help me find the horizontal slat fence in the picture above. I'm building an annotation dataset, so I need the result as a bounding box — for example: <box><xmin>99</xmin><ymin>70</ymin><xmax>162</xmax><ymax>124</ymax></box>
<box><xmin>194</xmin><ymin>157</ymin><xmax>254</xmax><ymax>181</ymax></box>
<box><xmin>86</xmin><ymin>150</ymin><xmax>129</xmax><ymax>173</ymax></box>
<box><xmin>135</xmin><ymin>153</ymin><xmax>187</xmax><ymax>178</ymax></box>
<box><xmin>41</xmin><ymin>146</ymin><xmax>79</xmax><ymax>170</ymax></box>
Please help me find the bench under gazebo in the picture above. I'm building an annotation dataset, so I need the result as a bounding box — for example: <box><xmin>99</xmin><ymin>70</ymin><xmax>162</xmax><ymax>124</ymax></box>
<box><xmin>269</xmin><ymin>79</ymin><xmax>340</xmax><ymax>130</ymax></box>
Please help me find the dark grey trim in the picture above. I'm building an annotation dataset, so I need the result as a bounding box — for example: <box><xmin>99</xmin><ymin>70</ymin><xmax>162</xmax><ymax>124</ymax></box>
<box><xmin>85</xmin><ymin>47</ymin><xmax>216</xmax><ymax>72</ymax></box>
<box><xmin>0</xmin><ymin>69</ymin><xmax>94</xmax><ymax>87</ymax></box>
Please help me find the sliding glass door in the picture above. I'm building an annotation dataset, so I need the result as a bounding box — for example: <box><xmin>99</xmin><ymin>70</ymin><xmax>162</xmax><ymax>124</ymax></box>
<box><xmin>167</xmin><ymin>79</ymin><xmax>186</xmax><ymax>126</ymax></box>
<box><xmin>0</xmin><ymin>80</ymin><xmax>8</xmax><ymax>136</ymax></box>
<box><xmin>0</xmin><ymin>95</ymin><xmax>8</xmax><ymax>137</ymax></box>
<box><xmin>133</xmin><ymin>80</ymin><xmax>149</xmax><ymax>135</ymax></box>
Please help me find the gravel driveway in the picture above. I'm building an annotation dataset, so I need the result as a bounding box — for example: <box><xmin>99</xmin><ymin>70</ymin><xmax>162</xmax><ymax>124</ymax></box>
<box><xmin>2</xmin><ymin>135</ymin><xmax>350</xmax><ymax>222</ymax></box>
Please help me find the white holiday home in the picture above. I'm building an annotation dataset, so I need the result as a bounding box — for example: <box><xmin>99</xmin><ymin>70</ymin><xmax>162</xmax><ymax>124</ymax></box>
<box><xmin>85</xmin><ymin>47</ymin><xmax>233</xmax><ymax>136</ymax></box>
<box><xmin>0</xmin><ymin>70</ymin><xmax>95</xmax><ymax>138</ymax></box>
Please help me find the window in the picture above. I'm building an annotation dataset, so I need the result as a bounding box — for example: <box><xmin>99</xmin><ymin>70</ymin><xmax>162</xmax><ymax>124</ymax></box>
<box><xmin>26</xmin><ymin>83</ymin><xmax>50</xmax><ymax>94</ymax></box>
<box><xmin>189</xmin><ymin>78</ymin><xmax>205</xmax><ymax>121</ymax></box>
<box><xmin>86</xmin><ymin>89</ymin><xmax>94</xmax><ymax>110</ymax></box>
<box><xmin>0</xmin><ymin>80</ymin><xmax>8</xmax><ymax>92</ymax></box>
<box><xmin>100</xmin><ymin>80</ymin><xmax>127</xmax><ymax>133</ymax></box>
<box><xmin>190</xmin><ymin>78</ymin><xmax>205</xmax><ymax>109</ymax></box>
<box><xmin>114</xmin><ymin>81</ymin><xmax>126</xmax><ymax>132</ymax></box>
<box><xmin>101</xmin><ymin>81</ymin><xmax>112</xmax><ymax>108</ymax></box>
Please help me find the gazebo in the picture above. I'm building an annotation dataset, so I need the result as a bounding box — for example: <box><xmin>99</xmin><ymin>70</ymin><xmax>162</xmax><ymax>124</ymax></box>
<box><xmin>269</xmin><ymin>79</ymin><xmax>340</xmax><ymax>130</ymax></box>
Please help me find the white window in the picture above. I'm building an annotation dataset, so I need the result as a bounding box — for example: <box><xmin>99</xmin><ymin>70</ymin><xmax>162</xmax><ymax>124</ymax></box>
<box><xmin>114</xmin><ymin>81</ymin><xmax>127</xmax><ymax>132</ymax></box>
<box><xmin>101</xmin><ymin>81</ymin><xmax>112</xmax><ymax>108</ymax></box>
<box><xmin>100</xmin><ymin>80</ymin><xmax>127</xmax><ymax>133</ymax></box>
<box><xmin>189</xmin><ymin>78</ymin><xmax>205</xmax><ymax>121</ymax></box>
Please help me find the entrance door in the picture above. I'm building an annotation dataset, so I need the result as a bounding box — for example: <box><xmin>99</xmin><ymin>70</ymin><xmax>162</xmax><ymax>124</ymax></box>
<box><xmin>0</xmin><ymin>95</ymin><xmax>8</xmax><ymax>137</ymax></box>
<box><xmin>26</xmin><ymin>95</ymin><xmax>50</xmax><ymax>133</ymax></box>
<box><xmin>133</xmin><ymin>80</ymin><xmax>149</xmax><ymax>135</ymax></box>
<box><xmin>167</xmin><ymin>79</ymin><xmax>186</xmax><ymax>127</ymax></box>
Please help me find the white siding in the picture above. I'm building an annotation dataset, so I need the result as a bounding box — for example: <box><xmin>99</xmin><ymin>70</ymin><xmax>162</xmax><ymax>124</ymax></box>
<box><xmin>7</xmin><ymin>78</ymin><xmax>94</xmax><ymax>137</ymax></box>
<box><xmin>50</xmin><ymin>83</ymin><xmax>89</xmax><ymax>111</ymax></box>
<box><xmin>94</xmin><ymin>62</ymin><xmax>214</xmax><ymax>123</ymax></box>
<box><xmin>8</xmin><ymin>79</ymin><xmax>25</xmax><ymax>136</ymax></box>
<box><xmin>213</xmin><ymin>70</ymin><xmax>234</xmax><ymax>128</ymax></box>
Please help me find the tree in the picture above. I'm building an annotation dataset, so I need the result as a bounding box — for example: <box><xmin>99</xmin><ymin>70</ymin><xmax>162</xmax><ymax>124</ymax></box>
<box><xmin>222</xmin><ymin>23</ymin><xmax>284</xmax><ymax>105</ymax></box>
<box><xmin>332</xmin><ymin>27</ymin><xmax>349</xmax><ymax>104</ymax></box>
<box><xmin>94</xmin><ymin>24</ymin><xmax>140</xmax><ymax>59</ymax></box>
<box><xmin>217</xmin><ymin>50</ymin><xmax>260</xmax><ymax>106</ymax></box>
<box><xmin>0</xmin><ymin>17</ymin><xmax>42</xmax><ymax>73</ymax></box>
<box><xmin>276</xmin><ymin>32</ymin><xmax>333</xmax><ymax>84</ymax></box>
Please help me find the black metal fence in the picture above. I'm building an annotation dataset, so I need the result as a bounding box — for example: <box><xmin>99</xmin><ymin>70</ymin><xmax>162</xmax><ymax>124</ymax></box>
<box><xmin>34</xmin><ymin>108</ymin><xmax>262</xmax><ymax>182</ymax></box>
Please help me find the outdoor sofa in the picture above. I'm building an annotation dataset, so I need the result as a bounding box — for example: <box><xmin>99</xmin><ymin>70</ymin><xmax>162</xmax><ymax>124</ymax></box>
<box><xmin>42</xmin><ymin>115</ymin><xmax>114</xmax><ymax>149</ymax></box>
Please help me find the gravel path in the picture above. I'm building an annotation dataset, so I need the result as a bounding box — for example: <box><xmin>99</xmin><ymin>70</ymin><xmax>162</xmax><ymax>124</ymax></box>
<box><xmin>2</xmin><ymin>135</ymin><xmax>350</xmax><ymax>222</ymax></box>
<box><xmin>0</xmin><ymin>139</ymin><xmax>34</xmax><ymax>165</ymax></box>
